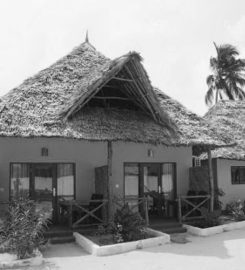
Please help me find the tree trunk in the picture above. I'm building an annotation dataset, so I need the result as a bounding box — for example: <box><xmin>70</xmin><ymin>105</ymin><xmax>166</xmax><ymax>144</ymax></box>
<box><xmin>107</xmin><ymin>141</ymin><xmax>113</xmax><ymax>222</ymax></box>
<box><xmin>215</xmin><ymin>89</ymin><xmax>219</xmax><ymax>104</ymax></box>
<box><xmin>207</xmin><ymin>148</ymin><xmax>214</xmax><ymax>211</ymax></box>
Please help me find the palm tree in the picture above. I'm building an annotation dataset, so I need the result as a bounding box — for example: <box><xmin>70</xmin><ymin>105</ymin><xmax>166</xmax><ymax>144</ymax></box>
<box><xmin>205</xmin><ymin>43</ymin><xmax>245</xmax><ymax>105</ymax></box>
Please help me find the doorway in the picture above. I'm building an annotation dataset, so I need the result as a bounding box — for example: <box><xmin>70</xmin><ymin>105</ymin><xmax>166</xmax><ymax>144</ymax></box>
<box><xmin>10</xmin><ymin>163</ymin><xmax>75</xmax><ymax>223</ymax></box>
<box><xmin>32</xmin><ymin>164</ymin><xmax>56</xmax><ymax>221</ymax></box>
<box><xmin>124</xmin><ymin>163</ymin><xmax>177</xmax><ymax>220</ymax></box>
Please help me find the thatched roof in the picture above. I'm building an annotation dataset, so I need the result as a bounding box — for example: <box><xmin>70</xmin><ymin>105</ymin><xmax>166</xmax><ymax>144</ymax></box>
<box><xmin>200</xmin><ymin>100</ymin><xmax>245</xmax><ymax>160</ymax></box>
<box><xmin>0</xmin><ymin>41</ymin><xmax>234</xmax><ymax>148</ymax></box>
<box><xmin>155</xmin><ymin>90</ymin><xmax>234</xmax><ymax>152</ymax></box>
<box><xmin>61</xmin><ymin>51</ymin><xmax>171</xmax><ymax>127</ymax></box>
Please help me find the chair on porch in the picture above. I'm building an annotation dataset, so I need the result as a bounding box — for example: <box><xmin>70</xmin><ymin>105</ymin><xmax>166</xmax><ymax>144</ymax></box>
<box><xmin>145</xmin><ymin>190</ymin><xmax>165</xmax><ymax>216</ymax></box>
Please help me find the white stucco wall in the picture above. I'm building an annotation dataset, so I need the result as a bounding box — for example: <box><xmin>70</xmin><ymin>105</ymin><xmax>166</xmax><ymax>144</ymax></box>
<box><xmin>217</xmin><ymin>159</ymin><xmax>245</xmax><ymax>207</ymax></box>
<box><xmin>0</xmin><ymin>137</ymin><xmax>107</xmax><ymax>201</ymax></box>
<box><xmin>0</xmin><ymin>138</ymin><xmax>192</xmax><ymax>204</ymax></box>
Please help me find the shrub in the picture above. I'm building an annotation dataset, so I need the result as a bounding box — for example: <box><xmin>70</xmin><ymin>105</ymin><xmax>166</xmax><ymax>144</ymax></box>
<box><xmin>214</xmin><ymin>188</ymin><xmax>225</xmax><ymax>210</ymax></box>
<box><xmin>113</xmin><ymin>203</ymin><xmax>146</xmax><ymax>243</ymax></box>
<box><xmin>225</xmin><ymin>200</ymin><xmax>245</xmax><ymax>221</ymax></box>
<box><xmin>0</xmin><ymin>197</ymin><xmax>50</xmax><ymax>259</ymax></box>
<box><xmin>200</xmin><ymin>207</ymin><xmax>222</xmax><ymax>227</ymax></box>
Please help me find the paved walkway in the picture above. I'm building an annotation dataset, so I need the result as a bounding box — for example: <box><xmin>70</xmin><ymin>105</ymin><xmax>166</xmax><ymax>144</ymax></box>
<box><xmin>38</xmin><ymin>229</ymin><xmax>245</xmax><ymax>270</ymax></box>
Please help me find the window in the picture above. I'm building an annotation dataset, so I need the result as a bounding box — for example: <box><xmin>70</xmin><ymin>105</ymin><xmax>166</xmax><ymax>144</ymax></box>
<box><xmin>124</xmin><ymin>163</ymin><xmax>176</xmax><ymax>217</ymax></box>
<box><xmin>143</xmin><ymin>164</ymin><xmax>160</xmax><ymax>193</ymax></box>
<box><xmin>57</xmin><ymin>164</ymin><xmax>75</xmax><ymax>200</ymax></box>
<box><xmin>10</xmin><ymin>164</ymin><xmax>30</xmax><ymax>198</ymax></box>
<box><xmin>192</xmin><ymin>157</ymin><xmax>201</xmax><ymax>167</ymax></box>
<box><xmin>162</xmin><ymin>163</ymin><xmax>174</xmax><ymax>200</ymax></box>
<box><xmin>124</xmin><ymin>163</ymin><xmax>176</xmax><ymax>197</ymax></box>
<box><xmin>10</xmin><ymin>163</ymin><xmax>75</xmax><ymax>199</ymax></box>
<box><xmin>231</xmin><ymin>166</ymin><xmax>245</xmax><ymax>184</ymax></box>
<box><xmin>124</xmin><ymin>163</ymin><xmax>139</xmax><ymax>197</ymax></box>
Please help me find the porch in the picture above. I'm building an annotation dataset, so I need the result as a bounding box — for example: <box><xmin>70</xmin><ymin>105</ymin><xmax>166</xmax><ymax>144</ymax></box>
<box><xmin>0</xmin><ymin>192</ymin><xmax>211</xmax><ymax>245</ymax></box>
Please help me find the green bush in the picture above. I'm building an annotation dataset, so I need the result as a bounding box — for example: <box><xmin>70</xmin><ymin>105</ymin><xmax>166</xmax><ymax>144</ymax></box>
<box><xmin>113</xmin><ymin>203</ymin><xmax>146</xmax><ymax>243</ymax></box>
<box><xmin>214</xmin><ymin>188</ymin><xmax>225</xmax><ymax>210</ymax></box>
<box><xmin>225</xmin><ymin>200</ymin><xmax>245</xmax><ymax>221</ymax></box>
<box><xmin>0</xmin><ymin>198</ymin><xmax>50</xmax><ymax>259</ymax></box>
<box><xmin>200</xmin><ymin>207</ymin><xmax>222</xmax><ymax>227</ymax></box>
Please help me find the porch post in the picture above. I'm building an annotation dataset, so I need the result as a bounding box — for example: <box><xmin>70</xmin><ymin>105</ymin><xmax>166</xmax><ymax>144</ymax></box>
<box><xmin>107</xmin><ymin>141</ymin><xmax>113</xmax><ymax>222</ymax></box>
<box><xmin>207</xmin><ymin>148</ymin><xmax>214</xmax><ymax>211</ymax></box>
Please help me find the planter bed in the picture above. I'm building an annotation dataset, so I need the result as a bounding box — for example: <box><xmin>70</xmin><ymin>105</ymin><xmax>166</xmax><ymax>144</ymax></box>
<box><xmin>74</xmin><ymin>228</ymin><xmax>170</xmax><ymax>256</ymax></box>
<box><xmin>0</xmin><ymin>250</ymin><xmax>43</xmax><ymax>269</ymax></box>
<box><xmin>183</xmin><ymin>220</ymin><xmax>245</xmax><ymax>237</ymax></box>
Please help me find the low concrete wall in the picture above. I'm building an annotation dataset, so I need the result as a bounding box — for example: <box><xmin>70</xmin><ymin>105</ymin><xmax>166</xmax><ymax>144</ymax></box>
<box><xmin>184</xmin><ymin>220</ymin><xmax>245</xmax><ymax>236</ymax></box>
<box><xmin>183</xmin><ymin>224</ymin><xmax>224</xmax><ymax>236</ymax></box>
<box><xmin>74</xmin><ymin>228</ymin><xmax>170</xmax><ymax>256</ymax></box>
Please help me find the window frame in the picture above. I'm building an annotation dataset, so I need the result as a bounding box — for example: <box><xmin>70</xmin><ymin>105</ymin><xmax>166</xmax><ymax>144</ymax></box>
<box><xmin>231</xmin><ymin>166</ymin><xmax>245</xmax><ymax>185</ymax></box>
<box><xmin>9</xmin><ymin>162</ymin><xmax>76</xmax><ymax>200</ymax></box>
<box><xmin>123</xmin><ymin>162</ymin><xmax>177</xmax><ymax>199</ymax></box>
<box><xmin>124</xmin><ymin>163</ymin><xmax>140</xmax><ymax>198</ymax></box>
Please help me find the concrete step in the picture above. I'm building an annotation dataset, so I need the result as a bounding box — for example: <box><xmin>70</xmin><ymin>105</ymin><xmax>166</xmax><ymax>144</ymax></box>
<box><xmin>149</xmin><ymin>222</ymin><xmax>187</xmax><ymax>234</ymax></box>
<box><xmin>160</xmin><ymin>226</ymin><xmax>187</xmax><ymax>234</ymax></box>
<box><xmin>49</xmin><ymin>235</ymin><xmax>75</xmax><ymax>244</ymax></box>
<box><xmin>150</xmin><ymin>222</ymin><xmax>183</xmax><ymax>229</ymax></box>
<box><xmin>44</xmin><ymin>230</ymin><xmax>73</xmax><ymax>239</ymax></box>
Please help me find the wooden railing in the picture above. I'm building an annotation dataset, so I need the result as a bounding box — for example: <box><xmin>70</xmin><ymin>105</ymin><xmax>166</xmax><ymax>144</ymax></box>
<box><xmin>58</xmin><ymin>199</ymin><xmax>108</xmax><ymax>228</ymax></box>
<box><xmin>177</xmin><ymin>195</ymin><xmax>211</xmax><ymax>223</ymax></box>
<box><xmin>113</xmin><ymin>196</ymin><xmax>149</xmax><ymax>226</ymax></box>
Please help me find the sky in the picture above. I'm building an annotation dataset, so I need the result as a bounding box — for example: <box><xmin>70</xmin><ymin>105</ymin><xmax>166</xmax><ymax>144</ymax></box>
<box><xmin>0</xmin><ymin>0</ymin><xmax>245</xmax><ymax>116</ymax></box>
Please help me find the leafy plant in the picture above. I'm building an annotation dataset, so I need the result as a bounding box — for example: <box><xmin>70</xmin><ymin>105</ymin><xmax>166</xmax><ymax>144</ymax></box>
<box><xmin>214</xmin><ymin>188</ymin><xmax>225</xmax><ymax>210</ymax></box>
<box><xmin>200</xmin><ymin>207</ymin><xmax>222</xmax><ymax>227</ymax></box>
<box><xmin>113</xmin><ymin>203</ymin><xmax>146</xmax><ymax>243</ymax></box>
<box><xmin>225</xmin><ymin>200</ymin><xmax>245</xmax><ymax>221</ymax></box>
<box><xmin>0</xmin><ymin>197</ymin><xmax>50</xmax><ymax>259</ymax></box>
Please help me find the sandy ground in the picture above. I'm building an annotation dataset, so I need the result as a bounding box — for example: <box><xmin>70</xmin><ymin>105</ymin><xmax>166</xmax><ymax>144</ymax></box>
<box><xmin>7</xmin><ymin>228</ymin><xmax>245</xmax><ymax>270</ymax></box>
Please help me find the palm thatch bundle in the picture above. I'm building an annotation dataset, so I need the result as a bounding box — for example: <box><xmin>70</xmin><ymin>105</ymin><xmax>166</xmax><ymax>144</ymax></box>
<box><xmin>200</xmin><ymin>100</ymin><xmax>245</xmax><ymax>160</ymax></box>
<box><xmin>0</xmin><ymin>41</ymin><xmax>234</xmax><ymax>149</ymax></box>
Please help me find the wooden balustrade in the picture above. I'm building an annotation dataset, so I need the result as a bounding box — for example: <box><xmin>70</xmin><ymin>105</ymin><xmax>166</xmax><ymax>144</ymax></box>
<box><xmin>177</xmin><ymin>195</ymin><xmax>211</xmax><ymax>223</ymax></box>
<box><xmin>58</xmin><ymin>199</ymin><xmax>108</xmax><ymax>228</ymax></box>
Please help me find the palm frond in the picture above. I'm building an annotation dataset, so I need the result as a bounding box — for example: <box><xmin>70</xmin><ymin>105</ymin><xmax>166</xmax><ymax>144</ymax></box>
<box><xmin>230</xmin><ymin>82</ymin><xmax>245</xmax><ymax>100</ymax></box>
<box><xmin>222</xmin><ymin>80</ymin><xmax>235</xmax><ymax>100</ymax></box>
<box><xmin>206</xmin><ymin>42</ymin><xmax>245</xmax><ymax>105</ymax></box>
<box><xmin>205</xmin><ymin>86</ymin><xmax>214</xmax><ymax>105</ymax></box>
<box><xmin>217</xmin><ymin>44</ymin><xmax>239</xmax><ymax>59</ymax></box>
<box><xmin>210</xmin><ymin>57</ymin><xmax>218</xmax><ymax>71</ymax></box>
<box><xmin>206</xmin><ymin>74</ymin><xmax>215</xmax><ymax>86</ymax></box>
<box><xmin>219</xmin><ymin>91</ymin><xmax>223</xmax><ymax>100</ymax></box>
<box><xmin>226</xmin><ymin>73</ymin><xmax>245</xmax><ymax>87</ymax></box>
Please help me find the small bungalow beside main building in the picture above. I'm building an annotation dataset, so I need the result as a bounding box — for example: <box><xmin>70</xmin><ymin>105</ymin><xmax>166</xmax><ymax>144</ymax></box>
<box><xmin>0</xmin><ymin>40</ymin><xmax>232</xmax><ymax>227</ymax></box>
<box><xmin>201</xmin><ymin>100</ymin><xmax>245</xmax><ymax>207</ymax></box>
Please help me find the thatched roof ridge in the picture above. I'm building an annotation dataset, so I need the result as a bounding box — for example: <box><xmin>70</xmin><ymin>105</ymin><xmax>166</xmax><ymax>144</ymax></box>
<box><xmin>0</xmin><ymin>41</ymin><xmax>235</xmax><ymax>148</ymax></box>
<box><xmin>200</xmin><ymin>100</ymin><xmax>245</xmax><ymax>160</ymax></box>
